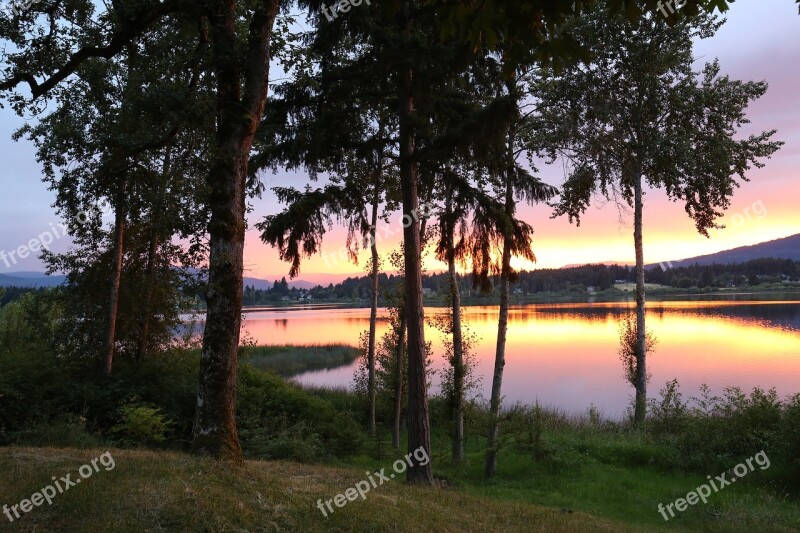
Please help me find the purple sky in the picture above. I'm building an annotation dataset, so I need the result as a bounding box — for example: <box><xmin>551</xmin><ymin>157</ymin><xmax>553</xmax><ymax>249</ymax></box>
<box><xmin>0</xmin><ymin>0</ymin><xmax>797</xmax><ymax>281</ymax></box>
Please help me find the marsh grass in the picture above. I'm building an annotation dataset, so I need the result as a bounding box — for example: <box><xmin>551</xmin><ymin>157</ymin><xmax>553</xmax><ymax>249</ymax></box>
<box><xmin>241</xmin><ymin>344</ymin><xmax>359</xmax><ymax>376</ymax></box>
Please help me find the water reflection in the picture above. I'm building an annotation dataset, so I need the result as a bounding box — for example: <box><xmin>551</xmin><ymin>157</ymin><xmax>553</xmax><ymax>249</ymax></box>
<box><xmin>242</xmin><ymin>300</ymin><xmax>800</xmax><ymax>417</ymax></box>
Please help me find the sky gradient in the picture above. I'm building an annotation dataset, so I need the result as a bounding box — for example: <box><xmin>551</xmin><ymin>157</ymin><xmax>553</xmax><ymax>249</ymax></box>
<box><xmin>0</xmin><ymin>0</ymin><xmax>797</xmax><ymax>284</ymax></box>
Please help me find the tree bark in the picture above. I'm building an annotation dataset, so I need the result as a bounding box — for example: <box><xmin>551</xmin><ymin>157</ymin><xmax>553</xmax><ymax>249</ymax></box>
<box><xmin>136</xmin><ymin>232</ymin><xmax>159</xmax><ymax>362</ymax></box>
<box><xmin>367</xmin><ymin>182</ymin><xmax>380</xmax><ymax>436</ymax></box>
<box><xmin>399</xmin><ymin>0</ymin><xmax>433</xmax><ymax>484</ymax></box>
<box><xmin>191</xmin><ymin>0</ymin><xmax>279</xmax><ymax>462</ymax></box>
<box><xmin>392</xmin><ymin>309</ymin><xmax>406</xmax><ymax>449</ymax></box>
<box><xmin>485</xmin><ymin>144</ymin><xmax>515</xmax><ymax>478</ymax></box>
<box><xmin>633</xmin><ymin>172</ymin><xmax>647</xmax><ymax>426</ymax></box>
<box><xmin>445</xmin><ymin>194</ymin><xmax>465</xmax><ymax>464</ymax></box>
<box><xmin>484</xmin><ymin>123</ymin><xmax>516</xmax><ymax>478</ymax></box>
<box><xmin>104</xmin><ymin>200</ymin><xmax>126</xmax><ymax>376</ymax></box>
<box><xmin>137</xmin><ymin>146</ymin><xmax>171</xmax><ymax>362</ymax></box>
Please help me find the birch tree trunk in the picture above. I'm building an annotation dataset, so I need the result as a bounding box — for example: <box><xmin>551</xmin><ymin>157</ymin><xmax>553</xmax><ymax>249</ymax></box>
<box><xmin>136</xmin><ymin>232</ymin><xmax>159</xmax><ymax>362</ymax></box>
<box><xmin>633</xmin><ymin>171</ymin><xmax>648</xmax><ymax>426</ymax></box>
<box><xmin>137</xmin><ymin>146</ymin><xmax>171</xmax><ymax>362</ymax></box>
<box><xmin>104</xmin><ymin>200</ymin><xmax>125</xmax><ymax>376</ymax></box>
<box><xmin>445</xmin><ymin>195</ymin><xmax>465</xmax><ymax>463</ymax></box>
<box><xmin>367</xmin><ymin>185</ymin><xmax>380</xmax><ymax>436</ymax></box>
<box><xmin>485</xmin><ymin>147</ymin><xmax>515</xmax><ymax>478</ymax></box>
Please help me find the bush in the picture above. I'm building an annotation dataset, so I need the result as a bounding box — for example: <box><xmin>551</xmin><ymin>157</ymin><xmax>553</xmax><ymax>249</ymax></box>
<box><xmin>238</xmin><ymin>365</ymin><xmax>364</xmax><ymax>461</ymax></box>
<box><xmin>781</xmin><ymin>394</ymin><xmax>800</xmax><ymax>485</ymax></box>
<box><xmin>112</xmin><ymin>401</ymin><xmax>173</xmax><ymax>446</ymax></box>
<box><xmin>242</xmin><ymin>418</ymin><xmax>324</xmax><ymax>463</ymax></box>
<box><xmin>647</xmin><ymin>380</ymin><xmax>794</xmax><ymax>476</ymax></box>
<box><xmin>647</xmin><ymin>379</ymin><xmax>689</xmax><ymax>435</ymax></box>
<box><xmin>10</xmin><ymin>414</ymin><xmax>101</xmax><ymax>449</ymax></box>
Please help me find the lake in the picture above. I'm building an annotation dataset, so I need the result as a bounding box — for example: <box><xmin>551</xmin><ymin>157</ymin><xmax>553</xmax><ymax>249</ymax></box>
<box><xmin>241</xmin><ymin>295</ymin><xmax>800</xmax><ymax>418</ymax></box>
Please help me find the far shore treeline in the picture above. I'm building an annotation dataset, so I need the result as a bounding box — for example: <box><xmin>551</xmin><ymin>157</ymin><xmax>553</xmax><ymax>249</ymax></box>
<box><xmin>245</xmin><ymin>258</ymin><xmax>799</xmax><ymax>305</ymax></box>
<box><xmin>2</xmin><ymin>257</ymin><xmax>797</xmax><ymax>309</ymax></box>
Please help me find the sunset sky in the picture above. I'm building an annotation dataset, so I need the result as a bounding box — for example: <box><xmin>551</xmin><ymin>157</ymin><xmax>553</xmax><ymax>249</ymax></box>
<box><xmin>0</xmin><ymin>0</ymin><xmax>797</xmax><ymax>285</ymax></box>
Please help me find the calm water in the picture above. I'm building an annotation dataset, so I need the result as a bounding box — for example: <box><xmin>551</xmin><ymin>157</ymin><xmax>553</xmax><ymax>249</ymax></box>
<box><xmin>241</xmin><ymin>297</ymin><xmax>800</xmax><ymax>417</ymax></box>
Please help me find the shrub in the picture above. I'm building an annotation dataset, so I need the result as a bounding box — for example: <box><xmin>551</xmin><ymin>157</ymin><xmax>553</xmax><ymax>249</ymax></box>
<box><xmin>112</xmin><ymin>401</ymin><xmax>173</xmax><ymax>446</ymax></box>
<box><xmin>10</xmin><ymin>414</ymin><xmax>101</xmax><ymax>449</ymax></box>
<box><xmin>238</xmin><ymin>365</ymin><xmax>363</xmax><ymax>461</ymax></box>
<box><xmin>648</xmin><ymin>380</ymin><xmax>792</xmax><ymax>474</ymax></box>
<box><xmin>647</xmin><ymin>379</ymin><xmax>689</xmax><ymax>435</ymax></box>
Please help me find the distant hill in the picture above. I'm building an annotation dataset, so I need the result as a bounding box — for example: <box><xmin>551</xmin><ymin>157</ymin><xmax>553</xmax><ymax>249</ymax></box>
<box><xmin>651</xmin><ymin>233</ymin><xmax>800</xmax><ymax>269</ymax></box>
<box><xmin>561</xmin><ymin>261</ymin><xmax>634</xmax><ymax>269</ymax></box>
<box><xmin>0</xmin><ymin>272</ymin><xmax>66</xmax><ymax>288</ymax></box>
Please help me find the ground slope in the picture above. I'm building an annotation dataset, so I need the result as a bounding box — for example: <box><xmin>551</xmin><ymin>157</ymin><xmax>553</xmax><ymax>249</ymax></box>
<box><xmin>0</xmin><ymin>447</ymin><xmax>627</xmax><ymax>533</ymax></box>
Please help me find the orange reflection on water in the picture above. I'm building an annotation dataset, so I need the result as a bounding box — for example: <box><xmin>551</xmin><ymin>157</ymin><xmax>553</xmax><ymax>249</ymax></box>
<box><xmin>243</xmin><ymin>301</ymin><xmax>800</xmax><ymax>417</ymax></box>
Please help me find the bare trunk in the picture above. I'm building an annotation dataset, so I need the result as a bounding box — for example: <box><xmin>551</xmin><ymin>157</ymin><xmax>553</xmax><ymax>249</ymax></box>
<box><xmin>633</xmin><ymin>172</ymin><xmax>647</xmax><ymax>426</ymax></box>
<box><xmin>399</xmin><ymin>0</ymin><xmax>432</xmax><ymax>483</ymax></box>
<box><xmin>136</xmin><ymin>232</ymin><xmax>159</xmax><ymax>362</ymax></box>
<box><xmin>104</xmin><ymin>202</ymin><xmax>125</xmax><ymax>376</ymax></box>
<box><xmin>137</xmin><ymin>147</ymin><xmax>172</xmax><ymax>362</ymax></box>
<box><xmin>446</xmin><ymin>195</ymin><xmax>465</xmax><ymax>464</ymax></box>
<box><xmin>485</xmin><ymin>152</ymin><xmax>515</xmax><ymax>478</ymax></box>
<box><xmin>392</xmin><ymin>310</ymin><xmax>406</xmax><ymax>449</ymax></box>
<box><xmin>191</xmin><ymin>0</ymin><xmax>279</xmax><ymax>462</ymax></box>
<box><xmin>367</xmin><ymin>188</ymin><xmax>380</xmax><ymax>436</ymax></box>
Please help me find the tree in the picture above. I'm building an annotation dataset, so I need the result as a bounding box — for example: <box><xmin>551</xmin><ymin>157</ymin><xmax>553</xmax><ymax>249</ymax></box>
<box><xmin>699</xmin><ymin>267</ymin><xmax>716</xmax><ymax>288</ymax></box>
<box><xmin>254</xmin><ymin>34</ymin><xmax>398</xmax><ymax>435</ymax></box>
<box><xmin>263</xmin><ymin>0</ymin><xmax>475</xmax><ymax>483</ymax></box>
<box><xmin>472</xmin><ymin>67</ymin><xmax>558</xmax><ymax>477</ymax></box>
<box><xmin>536</xmin><ymin>6</ymin><xmax>782</xmax><ymax>426</ymax></box>
<box><xmin>16</xmin><ymin>18</ymin><xmax>211</xmax><ymax>372</ymax></box>
<box><xmin>430</xmin><ymin>0</ymin><xmax>741</xmax><ymax>68</ymax></box>
<box><xmin>619</xmin><ymin>314</ymin><xmax>656</xmax><ymax>392</ymax></box>
<box><xmin>1</xmin><ymin>0</ymin><xmax>284</xmax><ymax>461</ymax></box>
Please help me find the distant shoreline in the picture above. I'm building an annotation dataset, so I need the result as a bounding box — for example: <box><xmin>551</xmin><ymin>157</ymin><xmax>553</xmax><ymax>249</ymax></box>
<box><xmin>233</xmin><ymin>286</ymin><xmax>800</xmax><ymax>312</ymax></box>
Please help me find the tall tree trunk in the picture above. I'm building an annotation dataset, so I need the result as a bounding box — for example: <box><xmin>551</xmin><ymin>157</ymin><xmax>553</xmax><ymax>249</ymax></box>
<box><xmin>137</xmin><ymin>146</ymin><xmax>172</xmax><ymax>362</ymax></box>
<box><xmin>399</xmin><ymin>0</ymin><xmax>432</xmax><ymax>484</ymax></box>
<box><xmin>104</xmin><ymin>200</ymin><xmax>126</xmax><ymax>376</ymax></box>
<box><xmin>136</xmin><ymin>232</ymin><xmax>159</xmax><ymax>362</ymax></box>
<box><xmin>392</xmin><ymin>309</ymin><xmax>406</xmax><ymax>449</ymax></box>
<box><xmin>192</xmin><ymin>0</ymin><xmax>279</xmax><ymax>462</ymax></box>
<box><xmin>446</xmin><ymin>195</ymin><xmax>465</xmax><ymax>464</ymax></box>
<box><xmin>485</xmin><ymin>148</ymin><xmax>515</xmax><ymax>478</ymax></box>
<box><xmin>367</xmin><ymin>184</ymin><xmax>380</xmax><ymax>436</ymax></box>
<box><xmin>633</xmin><ymin>172</ymin><xmax>647</xmax><ymax>426</ymax></box>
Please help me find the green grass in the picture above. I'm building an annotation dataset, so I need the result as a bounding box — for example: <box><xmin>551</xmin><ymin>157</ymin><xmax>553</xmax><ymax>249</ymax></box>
<box><xmin>322</xmin><ymin>400</ymin><xmax>800</xmax><ymax>533</ymax></box>
<box><xmin>425</xmin><ymin>431</ymin><xmax>800</xmax><ymax>532</ymax></box>
<box><xmin>0</xmin><ymin>447</ymin><xmax>627</xmax><ymax>532</ymax></box>
<box><xmin>240</xmin><ymin>344</ymin><xmax>359</xmax><ymax>376</ymax></box>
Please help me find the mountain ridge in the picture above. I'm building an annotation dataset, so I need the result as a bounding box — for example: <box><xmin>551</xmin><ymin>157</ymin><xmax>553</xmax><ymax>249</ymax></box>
<box><xmin>648</xmin><ymin>233</ymin><xmax>800</xmax><ymax>269</ymax></box>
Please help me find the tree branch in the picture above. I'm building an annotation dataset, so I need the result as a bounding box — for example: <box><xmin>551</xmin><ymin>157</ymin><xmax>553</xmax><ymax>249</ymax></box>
<box><xmin>0</xmin><ymin>0</ymin><xmax>187</xmax><ymax>99</ymax></box>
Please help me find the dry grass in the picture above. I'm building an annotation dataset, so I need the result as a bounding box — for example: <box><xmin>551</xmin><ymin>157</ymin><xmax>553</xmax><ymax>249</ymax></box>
<box><xmin>0</xmin><ymin>447</ymin><xmax>631</xmax><ymax>532</ymax></box>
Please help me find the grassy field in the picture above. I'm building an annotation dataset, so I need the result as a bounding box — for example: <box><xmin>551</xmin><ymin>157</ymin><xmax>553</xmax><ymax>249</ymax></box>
<box><xmin>425</xmin><ymin>429</ymin><xmax>799</xmax><ymax>532</ymax></box>
<box><xmin>322</xmin><ymin>421</ymin><xmax>800</xmax><ymax>533</ymax></box>
<box><xmin>0</xmin><ymin>447</ymin><xmax>626</xmax><ymax>532</ymax></box>
<box><xmin>2</xmin><ymin>438</ymin><xmax>796</xmax><ymax>532</ymax></box>
<box><xmin>240</xmin><ymin>344</ymin><xmax>359</xmax><ymax>376</ymax></box>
